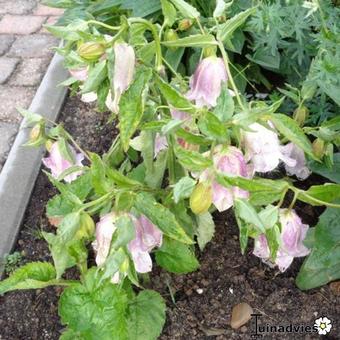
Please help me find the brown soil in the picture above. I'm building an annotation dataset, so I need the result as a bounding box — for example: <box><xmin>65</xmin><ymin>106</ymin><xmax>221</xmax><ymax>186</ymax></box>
<box><xmin>0</xmin><ymin>96</ymin><xmax>339</xmax><ymax>340</ymax></box>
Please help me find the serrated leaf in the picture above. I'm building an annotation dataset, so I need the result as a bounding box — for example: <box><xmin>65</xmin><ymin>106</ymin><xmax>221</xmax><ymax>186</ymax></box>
<box><xmin>156</xmin><ymin>75</ymin><xmax>194</xmax><ymax>111</ymax></box>
<box><xmin>270</xmin><ymin>113</ymin><xmax>315</xmax><ymax>159</ymax></box>
<box><xmin>134</xmin><ymin>192</ymin><xmax>193</xmax><ymax>244</ymax></box>
<box><xmin>297</xmin><ymin>184</ymin><xmax>340</xmax><ymax>207</ymax></box>
<box><xmin>217</xmin><ymin>7</ymin><xmax>256</xmax><ymax>42</ymax></box>
<box><xmin>196</xmin><ymin>212</ymin><xmax>215</xmax><ymax>251</ymax></box>
<box><xmin>82</xmin><ymin>60</ymin><xmax>107</xmax><ymax>93</ymax></box>
<box><xmin>296</xmin><ymin>207</ymin><xmax>340</xmax><ymax>290</ymax></box>
<box><xmin>198</xmin><ymin>111</ymin><xmax>228</xmax><ymax>141</ymax></box>
<box><xmin>162</xmin><ymin>34</ymin><xmax>216</xmax><ymax>48</ymax></box>
<box><xmin>0</xmin><ymin>262</ymin><xmax>56</xmax><ymax>294</ymax></box>
<box><xmin>127</xmin><ymin>290</ymin><xmax>166</xmax><ymax>340</ymax></box>
<box><xmin>119</xmin><ymin>66</ymin><xmax>153</xmax><ymax>151</ymax></box>
<box><xmin>59</xmin><ymin>271</ymin><xmax>129</xmax><ymax>339</ymax></box>
<box><xmin>173</xmin><ymin>176</ymin><xmax>196</xmax><ymax>203</ymax></box>
<box><xmin>213</xmin><ymin>85</ymin><xmax>234</xmax><ymax>122</ymax></box>
<box><xmin>170</xmin><ymin>0</ymin><xmax>200</xmax><ymax>19</ymax></box>
<box><xmin>155</xmin><ymin>237</ymin><xmax>199</xmax><ymax>273</ymax></box>
<box><xmin>174</xmin><ymin>145</ymin><xmax>212</xmax><ymax>172</ymax></box>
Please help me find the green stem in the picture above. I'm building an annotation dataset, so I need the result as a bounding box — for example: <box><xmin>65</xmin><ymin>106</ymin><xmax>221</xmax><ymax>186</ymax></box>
<box><xmin>64</xmin><ymin>130</ymin><xmax>91</xmax><ymax>162</ymax></box>
<box><xmin>87</xmin><ymin>20</ymin><xmax>121</xmax><ymax>32</ymax></box>
<box><xmin>81</xmin><ymin>191</ymin><xmax>115</xmax><ymax>212</ymax></box>
<box><xmin>129</xmin><ymin>18</ymin><xmax>163</xmax><ymax>71</ymax></box>
<box><xmin>277</xmin><ymin>187</ymin><xmax>288</xmax><ymax>208</ymax></box>
<box><xmin>217</xmin><ymin>40</ymin><xmax>246</xmax><ymax>111</ymax></box>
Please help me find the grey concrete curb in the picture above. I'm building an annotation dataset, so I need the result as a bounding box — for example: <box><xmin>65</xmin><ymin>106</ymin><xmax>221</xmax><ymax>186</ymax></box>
<box><xmin>0</xmin><ymin>53</ymin><xmax>68</xmax><ymax>274</ymax></box>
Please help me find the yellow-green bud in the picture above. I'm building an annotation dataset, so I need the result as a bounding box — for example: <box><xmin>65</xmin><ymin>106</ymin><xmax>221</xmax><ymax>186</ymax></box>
<box><xmin>30</xmin><ymin>124</ymin><xmax>43</xmax><ymax>142</ymax></box>
<box><xmin>312</xmin><ymin>138</ymin><xmax>326</xmax><ymax>159</ymax></box>
<box><xmin>178</xmin><ymin>19</ymin><xmax>193</xmax><ymax>31</ymax></box>
<box><xmin>76</xmin><ymin>213</ymin><xmax>95</xmax><ymax>240</ymax></box>
<box><xmin>77</xmin><ymin>42</ymin><xmax>105</xmax><ymax>61</ymax></box>
<box><xmin>190</xmin><ymin>183</ymin><xmax>212</xmax><ymax>215</ymax></box>
<box><xmin>164</xmin><ymin>29</ymin><xmax>179</xmax><ymax>51</ymax></box>
<box><xmin>45</xmin><ymin>140</ymin><xmax>54</xmax><ymax>152</ymax></box>
<box><xmin>293</xmin><ymin>106</ymin><xmax>309</xmax><ymax>127</ymax></box>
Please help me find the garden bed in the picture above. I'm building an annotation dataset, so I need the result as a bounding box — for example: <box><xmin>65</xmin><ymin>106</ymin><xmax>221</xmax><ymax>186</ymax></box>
<box><xmin>0</xmin><ymin>96</ymin><xmax>339</xmax><ymax>340</ymax></box>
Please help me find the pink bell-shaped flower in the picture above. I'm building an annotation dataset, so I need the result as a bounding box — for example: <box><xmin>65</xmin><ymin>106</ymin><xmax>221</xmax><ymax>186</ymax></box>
<box><xmin>186</xmin><ymin>56</ymin><xmax>227</xmax><ymax>108</ymax></box>
<box><xmin>128</xmin><ymin>215</ymin><xmax>163</xmax><ymax>273</ymax></box>
<box><xmin>281</xmin><ymin>142</ymin><xmax>311</xmax><ymax>180</ymax></box>
<box><xmin>253</xmin><ymin>209</ymin><xmax>310</xmax><ymax>272</ymax></box>
<box><xmin>92</xmin><ymin>213</ymin><xmax>117</xmax><ymax>266</ymax></box>
<box><xmin>42</xmin><ymin>141</ymin><xmax>84</xmax><ymax>183</ymax></box>
<box><xmin>108</xmin><ymin>42</ymin><xmax>135</xmax><ymax>113</ymax></box>
<box><xmin>243</xmin><ymin>122</ymin><xmax>296</xmax><ymax>173</ymax></box>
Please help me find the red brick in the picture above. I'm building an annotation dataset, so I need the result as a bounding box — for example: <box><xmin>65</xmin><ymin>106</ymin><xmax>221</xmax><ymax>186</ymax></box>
<box><xmin>0</xmin><ymin>15</ymin><xmax>46</xmax><ymax>35</ymax></box>
<box><xmin>34</xmin><ymin>4</ymin><xmax>64</xmax><ymax>16</ymax></box>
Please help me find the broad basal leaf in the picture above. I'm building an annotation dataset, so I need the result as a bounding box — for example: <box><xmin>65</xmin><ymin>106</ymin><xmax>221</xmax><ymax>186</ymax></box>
<box><xmin>155</xmin><ymin>237</ymin><xmax>199</xmax><ymax>273</ymax></box>
<box><xmin>0</xmin><ymin>262</ymin><xmax>56</xmax><ymax>294</ymax></box>
<box><xmin>296</xmin><ymin>207</ymin><xmax>340</xmax><ymax>290</ymax></box>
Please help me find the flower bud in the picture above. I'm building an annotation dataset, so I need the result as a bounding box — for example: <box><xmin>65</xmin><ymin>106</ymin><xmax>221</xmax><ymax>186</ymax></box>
<box><xmin>29</xmin><ymin>123</ymin><xmax>44</xmax><ymax>144</ymax></box>
<box><xmin>77</xmin><ymin>42</ymin><xmax>105</xmax><ymax>61</ymax></box>
<box><xmin>164</xmin><ymin>29</ymin><xmax>179</xmax><ymax>51</ymax></box>
<box><xmin>293</xmin><ymin>106</ymin><xmax>309</xmax><ymax>126</ymax></box>
<box><xmin>178</xmin><ymin>19</ymin><xmax>193</xmax><ymax>31</ymax></box>
<box><xmin>190</xmin><ymin>183</ymin><xmax>212</xmax><ymax>215</ymax></box>
<box><xmin>76</xmin><ymin>213</ymin><xmax>95</xmax><ymax>240</ymax></box>
<box><xmin>312</xmin><ymin>138</ymin><xmax>325</xmax><ymax>159</ymax></box>
<box><xmin>45</xmin><ymin>140</ymin><xmax>53</xmax><ymax>152</ymax></box>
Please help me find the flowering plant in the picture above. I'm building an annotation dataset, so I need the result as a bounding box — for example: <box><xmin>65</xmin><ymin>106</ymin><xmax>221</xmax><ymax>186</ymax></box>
<box><xmin>1</xmin><ymin>0</ymin><xmax>340</xmax><ymax>338</ymax></box>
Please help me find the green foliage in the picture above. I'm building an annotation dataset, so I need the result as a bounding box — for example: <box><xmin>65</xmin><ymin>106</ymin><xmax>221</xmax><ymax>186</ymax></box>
<box><xmin>296</xmin><ymin>207</ymin><xmax>340</xmax><ymax>290</ymax></box>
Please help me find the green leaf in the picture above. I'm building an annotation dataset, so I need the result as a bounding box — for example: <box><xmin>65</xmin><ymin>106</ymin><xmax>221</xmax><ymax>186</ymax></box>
<box><xmin>266</xmin><ymin>224</ymin><xmax>280</xmax><ymax>260</ymax></box>
<box><xmin>234</xmin><ymin>198</ymin><xmax>265</xmax><ymax>233</ymax></box>
<box><xmin>259</xmin><ymin>205</ymin><xmax>278</xmax><ymax>229</ymax></box>
<box><xmin>234</xmin><ymin>213</ymin><xmax>248</xmax><ymax>254</ymax></box>
<box><xmin>246</xmin><ymin>49</ymin><xmax>280</xmax><ymax>70</ymax></box>
<box><xmin>217</xmin><ymin>7</ymin><xmax>256</xmax><ymax>42</ymax></box>
<box><xmin>59</xmin><ymin>272</ymin><xmax>129</xmax><ymax>339</ymax></box>
<box><xmin>173</xmin><ymin>176</ymin><xmax>196</xmax><ymax>203</ymax></box>
<box><xmin>161</xmin><ymin>0</ymin><xmax>177</xmax><ymax>27</ymax></box>
<box><xmin>174</xmin><ymin>145</ymin><xmax>212</xmax><ymax>172</ymax></box>
<box><xmin>196</xmin><ymin>212</ymin><xmax>215</xmax><ymax>251</ymax></box>
<box><xmin>170</xmin><ymin>0</ymin><xmax>200</xmax><ymax>19</ymax></box>
<box><xmin>309</xmin><ymin>153</ymin><xmax>340</xmax><ymax>183</ymax></box>
<box><xmin>127</xmin><ymin>290</ymin><xmax>166</xmax><ymax>340</ymax></box>
<box><xmin>119</xmin><ymin>66</ymin><xmax>153</xmax><ymax>151</ymax></box>
<box><xmin>111</xmin><ymin>215</ymin><xmax>135</xmax><ymax>250</ymax></box>
<box><xmin>156</xmin><ymin>75</ymin><xmax>194</xmax><ymax>111</ymax></box>
<box><xmin>58</xmin><ymin>212</ymin><xmax>81</xmax><ymax>243</ymax></box>
<box><xmin>270</xmin><ymin>114</ymin><xmax>314</xmax><ymax>159</ymax></box>
<box><xmin>198</xmin><ymin>111</ymin><xmax>228</xmax><ymax>141</ymax></box>
<box><xmin>134</xmin><ymin>192</ymin><xmax>193</xmax><ymax>244</ymax></box>
<box><xmin>155</xmin><ymin>237</ymin><xmax>199</xmax><ymax>273</ymax></box>
<box><xmin>296</xmin><ymin>207</ymin><xmax>340</xmax><ymax>290</ymax></box>
<box><xmin>145</xmin><ymin>150</ymin><xmax>168</xmax><ymax>189</ymax></box>
<box><xmin>162</xmin><ymin>34</ymin><xmax>217</xmax><ymax>48</ymax></box>
<box><xmin>0</xmin><ymin>262</ymin><xmax>56</xmax><ymax>294</ymax></box>
<box><xmin>297</xmin><ymin>184</ymin><xmax>340</xmax><ymax>207</ymax></box>
<box><xmin>213</xmin><ymin>85</ymin><xmax>234</xmax><ymax>122</ymax></box>
<box><xmin>82</xmin><ymin>60</ymin><xmax>107</xmax><ymax>93</ymax></box>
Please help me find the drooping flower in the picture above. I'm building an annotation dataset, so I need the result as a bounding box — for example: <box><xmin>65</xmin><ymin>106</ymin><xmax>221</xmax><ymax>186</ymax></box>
<box><xmin>186</xmin><ymin>56</ymin><xmax>227</xmax><ymax>108</ymax></box>
<box><xmin>109</xmin><ymin>42</ymin><xmax>135</xmax><ymax>113</ymax></box>
<box><xmin>92</xmin><ymin>213</ymin><xmax>117</xmax><ymax>266</ymax></box>
<box><xmin>196</xmin><ymin>146</ymin><xmax>251</xmax><ymax>212</ymax></box>
<box><xmin>242</xmin><ymin>122</ymin><xmax>296</xmax><ymax>173</ymax></box>
<box><xmin>42</xmin><ymin>141</ymin><xmax>84</xmax><ymax>183</ymax></box>
<box><xmin>253</xmin><ymin>209</ymin><xmax>310</xmax><ymax>272</ymax></box>
<box><xmin>128</xmin><ymin>215</ymin><xmax>162</xmax><ymax>273</ymax></box>
<box><xmin>281</xmin><ymin>142</ymin><xmax>311</xmax><ymax>180</ymax></box>
<box><xmin>69</xmin><ymin>67</ymin><xmax>88</xmax><ymax>82</ymax></box>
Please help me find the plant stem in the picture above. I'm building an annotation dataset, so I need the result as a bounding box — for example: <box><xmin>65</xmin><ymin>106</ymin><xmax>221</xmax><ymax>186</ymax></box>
<box><xmin>87</xmin><ymin>20</ymin><xmax>121</xmax><ymax>32</ymax></box>
<box><xmin>217</xmin><ymin>41</ymin><xmax>246</xmax><ymax>111</ymax></box>
<box><xmin>64</xmin><ymin>130</ymin><xmax>91</xmax><ymax>161</ymax></box>
<box><xmin>129</xmin><ymin>18</ymin><xmax>163</xmax><ymax>71</ymax></box>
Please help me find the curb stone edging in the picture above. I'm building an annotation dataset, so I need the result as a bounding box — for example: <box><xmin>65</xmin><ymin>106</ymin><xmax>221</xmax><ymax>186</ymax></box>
<box><xmin>0</xmin><ymin>53</ymin><xmax>68</xmax><ymax>275</ymax></box>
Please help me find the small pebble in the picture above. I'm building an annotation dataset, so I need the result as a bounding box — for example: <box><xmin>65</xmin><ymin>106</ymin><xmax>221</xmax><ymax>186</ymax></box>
<box><xmin>196</xmin><ymin>288</ymin><xmax>203</xmax><ymax>294</ymax></box>
<box><xmin>240</xmin><ymin>326</ymin><xmax>247</xmax><ymax>333</ymax></box>
<box><xmin>230</xmin><ymin>302</ymin><xmax>253</xmax><ymax>329</ymax></box>
<box><xmin>229</xmin><ymin>287</ymin><xmax>234</xmax><ymax>294</ymax></box>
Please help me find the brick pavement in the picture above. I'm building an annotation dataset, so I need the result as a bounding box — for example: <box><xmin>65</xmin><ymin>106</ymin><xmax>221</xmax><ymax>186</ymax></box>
<box><xmin>0</xmin><ymin>1</ymin><xmax>61</xmax><ymax>171</ymax></box>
